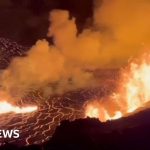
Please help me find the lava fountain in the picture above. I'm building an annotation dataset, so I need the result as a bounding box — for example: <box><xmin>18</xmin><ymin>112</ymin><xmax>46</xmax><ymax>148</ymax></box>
<box><xmin>85</xmin><ymin>53</ymin><xmax>150</xmax><ymax>122</ymax></box>
<box><xmin>0</xmin><ymin>101</ymin><xmax>38</xmax><ymax>114</ymax></box>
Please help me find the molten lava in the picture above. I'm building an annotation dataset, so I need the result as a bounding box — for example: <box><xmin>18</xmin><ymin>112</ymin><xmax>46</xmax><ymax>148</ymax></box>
<box><xmin>86</xmin><ymin>54</ymin><xmax>150</xmax><ymax>122</ymax></box>
<box><xmin>0</xmin><ymin>101</ymin><xmax>38</xmax><ymax>114</ymax></box>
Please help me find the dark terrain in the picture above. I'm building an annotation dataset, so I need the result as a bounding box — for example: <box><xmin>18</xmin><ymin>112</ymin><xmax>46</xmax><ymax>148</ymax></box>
<box><xmin>1</xmin><ymin>108</ymin><xmax>150</xmax><ymax>150</ymax></box>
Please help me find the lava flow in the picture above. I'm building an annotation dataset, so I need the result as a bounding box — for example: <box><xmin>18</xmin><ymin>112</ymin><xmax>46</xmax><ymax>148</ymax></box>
<box><xmin>86</xmin><ymin>53</ymin><xmax>150</xmax><ymax>122</ymax></box>
<box><xmin>0</xmin><ymin>101</ymin><xmax>38</xmax><ymax>114</ymax></box>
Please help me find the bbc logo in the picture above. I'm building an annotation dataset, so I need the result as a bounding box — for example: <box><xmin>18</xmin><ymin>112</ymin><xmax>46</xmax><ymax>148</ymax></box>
<box><xmin>0</xmin><ymin>130</ymin><xmax>19</xmax><ymax>138</ymax></box>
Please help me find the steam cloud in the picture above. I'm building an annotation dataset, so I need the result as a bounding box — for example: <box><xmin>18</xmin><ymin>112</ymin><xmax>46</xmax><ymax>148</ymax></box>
<box><xmin>1</xmin><ymin>0</ymin><xmax>150</xmax><ymax>99</ymax></box>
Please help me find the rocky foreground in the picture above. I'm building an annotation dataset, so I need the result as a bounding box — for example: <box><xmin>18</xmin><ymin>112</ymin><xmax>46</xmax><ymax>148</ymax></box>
<box><xmin>1</xmin><ymin>107</ymin><xmax>150</xmax><ymax>150</ymax></box>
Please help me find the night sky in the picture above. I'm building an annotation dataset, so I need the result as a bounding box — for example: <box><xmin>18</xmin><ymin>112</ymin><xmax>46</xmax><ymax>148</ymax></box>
<box><xmin>0</xmin><ymin>0</ymin><xmax>94</xmax><ymax>46</ymax></box>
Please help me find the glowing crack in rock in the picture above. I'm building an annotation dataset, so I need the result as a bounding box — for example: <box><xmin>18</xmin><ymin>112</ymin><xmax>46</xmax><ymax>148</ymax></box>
<box><xmin>85</xmin><ymin>53</ymin><xmax>150</xmax><ymax>122</ymax></box>
<box><xmin>0</xmin><ymin>101</ymin><xmax>38</xmax><ymax>114</ymax></box>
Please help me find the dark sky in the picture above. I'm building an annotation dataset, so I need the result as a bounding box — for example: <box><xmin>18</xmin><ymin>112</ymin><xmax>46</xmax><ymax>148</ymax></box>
<box><xmin>0</xmin><ymin>0</ymin><xmax>93</xmax><ymax>46</ymax></box>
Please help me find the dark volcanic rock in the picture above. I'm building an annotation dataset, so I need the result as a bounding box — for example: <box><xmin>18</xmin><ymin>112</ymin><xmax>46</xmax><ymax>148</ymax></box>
<box><xmin>0</xmin><ymin>37</ymin><xmax>28</xmax><ymax>69</ymax></box>
<box><xmin>44</xmin><ymin>109</ymin><xmax>150</xmax><ymax>150</ymax></box>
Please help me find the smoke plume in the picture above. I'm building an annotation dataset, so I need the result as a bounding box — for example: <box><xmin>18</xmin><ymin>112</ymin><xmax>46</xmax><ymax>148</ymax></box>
<box><xmin>1</xmin><ymin>0</ymin><xmax>150</xmax><ymax>98</ymax></box>
<box><xmin>94</xmin><ymin>0</ymin><xmax>150</xmax><ymax>67</ymax></box>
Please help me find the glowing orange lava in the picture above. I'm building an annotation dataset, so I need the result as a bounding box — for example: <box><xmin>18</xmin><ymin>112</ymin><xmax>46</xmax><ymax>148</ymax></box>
<box><xmin>85</xmin><ymin>54</ymin><xmax>150</xmax><ymax>122</ymax></box>
<box><xmin>0</xmin><ymin>101</ymin><xmax>38</xmax><ymax>114</ymax></box>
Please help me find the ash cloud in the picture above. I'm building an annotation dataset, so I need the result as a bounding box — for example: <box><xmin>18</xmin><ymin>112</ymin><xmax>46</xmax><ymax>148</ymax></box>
<box><xmin>1</xmin><ymin>0</ymin><xmax>150</xmax><ymax>98</ymax></box>
<box><xmin>94</xmin><ymin>0</ymin><xmax>150</xmax><ymax>67</ymax></box>
<box><xmin>0</xmin><ymin>10</ymin><xmax>97</xmax><ymax>98</ymax></box>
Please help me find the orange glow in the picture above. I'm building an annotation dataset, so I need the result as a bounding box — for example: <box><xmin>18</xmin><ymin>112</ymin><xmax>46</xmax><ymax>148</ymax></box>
<box><xmin>85</xmin><ymin>101</ymin><xmax>123</xmax><ymax>122</ymax></box>
<box><xmin>85</xmin><ymin>54</ymin><xmax>150</xmax><ymax>122</ymax></box>
<box><xmin>0</xmin><ymin>101</ymin><xmax>38</xmax><ymax>114</ymax></box>
<box><xmin>85</xmin><ymin>105</ymin><xmax>100</xmax><ymax>118</ymax></box>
